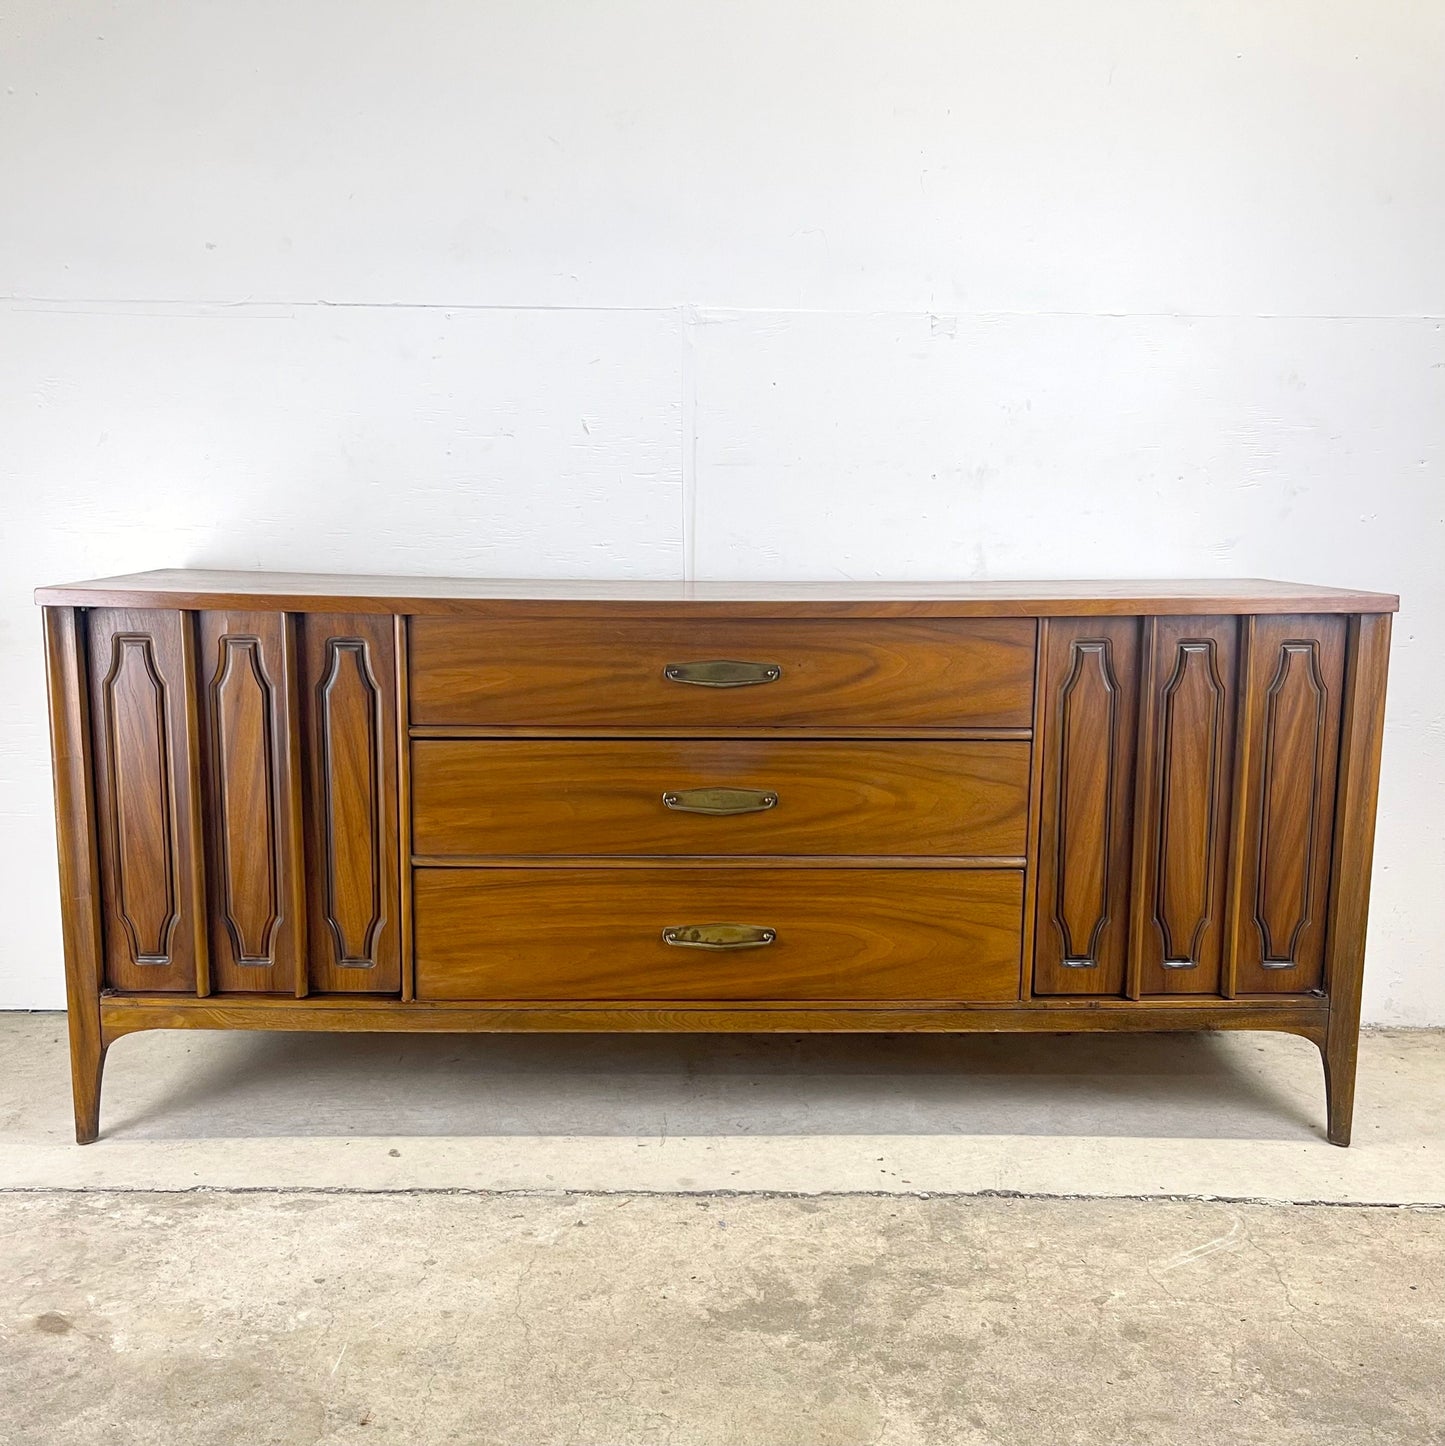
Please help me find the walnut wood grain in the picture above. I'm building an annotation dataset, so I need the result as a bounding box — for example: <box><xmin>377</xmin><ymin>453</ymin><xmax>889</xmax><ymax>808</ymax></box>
<box><xmin>395</xmin><ymin>615</ymin><xmax>415</xmax><ymax>1003</ymax></box>
<box><xmin>43</xmin><ymin>608</ymin><xmax>109</xmax><ymax>1142</ymax></box>
<box><xmin>1130</xmin><ymin>617</ymin><xmax>1239</xmax><ymax>995</ymax></box>
<box><xmin>197</xmin><ymin>612</ymin><xmax>306</xmax><ymax>993</ymax></box>
<box><xmin>298</xmin><ymin>614</ymin><xmax>401</xmax><ymax>994</ymax></box>
<box><xmin>414</xmin><ymin>868</ymin><xmax>1024</xmax><ymax>1002</ymax></box>
<box><xmin>36</xmin><ymin>569</ymin><xmax>1399</xmax><ymax>617</ymax></box>
<box><xmin>411</xmin><ymin>739</ymin><xmax>1030</xmax><ymax>858</ymax></box>
<box><xmin>1018</xmin><ymin>624</ymin><xmax>1049</xmax><ymax>1002</ymax></box>
<box><xmin>410</xmin><ymin>617</ymin><xmax>1036</xmax><ymax>730</ymax></box>
<box><xmin>86</xmin><ymin>609</ymin><xmax>206</xmax><ymax>992</ymax></box>
<box><xmin>1032</xmin><ymin>618</ymin><xmax>1140</xmax><ymax>996</ymax></box>
<box><xmin>1229</xmin><ymin>616</ymin><xmax>1346</xmax><ymax>994</ymax></box>
<box><xmin>414</xmin><ymin>856</ymin><xmax>1025</xmax><ymax>870</ymax></box>
<box><xmin>99</xmin><ymin>993</ymin><xmax>1329</xmax><ymax>1045</ymax></box>
<box><xmin>411</xmin><ymin>725</ymin><xmax>1033</xmax><ymax>741</ymax></box>
<box><xmin>1321</xmin><ymin>613</ymin><xmax>1392</xmax><ymax>1145</ymax></box>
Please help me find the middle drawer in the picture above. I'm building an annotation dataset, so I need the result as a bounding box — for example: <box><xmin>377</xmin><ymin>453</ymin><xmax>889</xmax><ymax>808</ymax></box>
<box><xmin>412</xmin><ymin>739</ymin><xmax>1031</xmax><ymax>859</ymax></box>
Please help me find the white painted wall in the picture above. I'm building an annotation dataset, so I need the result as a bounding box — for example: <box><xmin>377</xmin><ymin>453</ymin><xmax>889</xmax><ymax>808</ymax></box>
<box><xmin>2</xmin><ymin>2</ymin><xmax>1441</xmax><ymax>1020</ymax></box>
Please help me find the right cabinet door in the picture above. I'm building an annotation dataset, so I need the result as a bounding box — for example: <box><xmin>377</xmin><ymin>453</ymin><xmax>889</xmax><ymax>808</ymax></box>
<box><xmin>1228</xmin><ymin>615</ymin><xmax>1347</xmax><ymax>994</ymax></box>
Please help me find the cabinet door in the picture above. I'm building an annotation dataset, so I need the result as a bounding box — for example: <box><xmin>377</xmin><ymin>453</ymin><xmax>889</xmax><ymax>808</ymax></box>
<box><xmin>197</xmin><ymin>612</ymin><xmax>305</xmax><ymax>993</ymax></box>
<box><xmin>1229</xmin><ymin>616</ymin><xmax>1346</xmax><ymax>993</ymax></box>
<box><xmin>86</xmin><ymin>609</ymin><xmax>205</xmax><ymax>992</ymax></box>
<box><xmin>298</xmin><ymin>614</ymin><xmax>401</xmax><ymax>994</ymax></box>
<box><xmin>1032</xmin><ymin>618</ymin><xmax>1140</xmax><ymax>995</ymax></box>
<box><xmin>1130</xmin><ymin>618</ymin><xmax>1239</xmax><ymax>994</ymax></box>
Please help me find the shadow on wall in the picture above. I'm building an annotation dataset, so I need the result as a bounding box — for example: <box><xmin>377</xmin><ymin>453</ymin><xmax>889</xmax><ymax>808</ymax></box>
<box><xmin>92</xmin><ymin>1029</ymin><xmax>1324</xmax><ymax>1142</ymax></box>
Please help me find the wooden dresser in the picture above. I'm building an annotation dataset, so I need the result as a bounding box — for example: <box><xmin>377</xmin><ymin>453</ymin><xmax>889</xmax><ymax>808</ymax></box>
<box><xmin>37</xmin><ymin>571</ymin><xmax>1396</xmax><ymax>1145</ymax></box>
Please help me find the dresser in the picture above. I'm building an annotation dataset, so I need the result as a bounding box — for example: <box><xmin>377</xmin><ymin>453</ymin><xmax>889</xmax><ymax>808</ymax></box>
<box><xmin>37</xmin><ymin>572</ymin><xmax>1396</xmax><ymax>1146</ymax></box>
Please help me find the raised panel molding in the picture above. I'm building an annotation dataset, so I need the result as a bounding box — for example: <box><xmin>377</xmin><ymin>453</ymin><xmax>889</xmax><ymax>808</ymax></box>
<box><xmin>1032</xmin><ymin>618</ymin><xmax>1139</xmax><ymax>996</ymax></box>
<box><xmin>318</xmin><ymin>638</ymin><xmax>386</xmax><ymax>966</ymax></box>
<box><xmin>1154</xmin><ymin>643</ymin><xmax>1222</xmax><ymax>961</ymax></box>
<box><xmin>198</xmin><ymin>612</ymin><xmax>304</xmax><ymax>994</ymax></box>
<box><xmin>1254</xmin><ymin>642</ymin><xmax>1328</xmax><ymax>966</ymax></box>
<box><xmin>86</xmin><ymin>609</ymin><xmax>204</xmax><ymax>992</ymax></box>
<box><xmin>1230</xmin><ymin>616</ymin><xmax>1346</xmax><ymax>994</ymax></box>
<box><xmin>300</xmin><ymin>614</ymin><xmax>400</xmax><ymax>994</ymax></box>
<box><xmin>212</xmin><ymin>638</ymin><xmax>282</xmax><ymax>961</ymax></box>
<box><xmin>1130</xmin><ymin>618</ymin><xmax>1238</xmax><ymax>996</ymax></box>
<box><xmin>1053</xmin><ymin>642</ymin><xmax>1119</xmax><ymax>965</ymax></box>
<box><xmin>103</xmin><ymin>635</ymin><xmax>178</xmax><ymax>964</ymax></box>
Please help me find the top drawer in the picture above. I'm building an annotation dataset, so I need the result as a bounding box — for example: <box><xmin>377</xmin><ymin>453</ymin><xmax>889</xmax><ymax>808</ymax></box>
<box><xmin>408</xmin><ymin>618</ymin><xmax>1037</xmax><ymax>730</ymax></box>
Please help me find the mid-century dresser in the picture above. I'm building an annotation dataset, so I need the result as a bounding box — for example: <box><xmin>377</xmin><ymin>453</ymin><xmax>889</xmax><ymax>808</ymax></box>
<box><xmin>37</xmin><ymin>571</ymin><xmax>1396</xmax><ymax>1145</ymax></box>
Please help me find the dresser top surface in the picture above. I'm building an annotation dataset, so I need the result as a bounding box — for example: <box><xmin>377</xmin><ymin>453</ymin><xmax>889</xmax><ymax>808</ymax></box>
<box><xmin>35</xmin><ymin>569</ymin><xmax>1399</xmax><ymax>617</ymax></box>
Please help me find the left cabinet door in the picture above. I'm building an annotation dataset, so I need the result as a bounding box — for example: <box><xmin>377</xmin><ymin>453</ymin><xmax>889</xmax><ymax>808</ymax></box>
<box><xmin>197</xmin><ymin>612</ymin><xmax>306</xmax><ymax>993</ymax></box>
<box><xmin>1032</xmin><ymin>617</ymin><xmax>1141</xmax><ymax>996</ymax></box>
<box><xmin>87</xmin><ymin>609</ymin><xmax>205</xmax><ymax>992</ymax></box>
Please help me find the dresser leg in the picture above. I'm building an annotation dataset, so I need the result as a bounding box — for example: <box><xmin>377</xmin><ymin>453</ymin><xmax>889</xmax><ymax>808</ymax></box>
<box><xmin>70</xmin><ymin>1025</ymin><xmax>108</xmax><ymax>1146</ymax></box>
<box><xmin>1321</xmin><ymin>1027</ymin><xmax>1357</xmax><ymax>1148</ymax></box>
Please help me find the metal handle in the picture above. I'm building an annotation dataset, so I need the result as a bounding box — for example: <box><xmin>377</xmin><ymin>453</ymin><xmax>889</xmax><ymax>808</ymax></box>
<box><xmin>1161</xmin><ymin>957</ymin><xmax>1197</xmax><ymax>971</ymax></box>
<box><xmin>663</xmin><ymin>660</ymin><xmax>781</xmax><ymax>687</ymax></box>
<box><xmin>1061</xmin><ymin>957</ymin><xmax>1096</xmax><ymax>969</ymax></box>
<box><xmin>1261</xmin><ymin>958</ymin><xmax>1297</xmax><ymax>971</ymax></box>
<box><xmin>661</xmin><ymin>923</ymin><xmax>777</xmax><ymax>950</ymax></box>
<box><xmin>662</xmin><ymin>787</ymin><xmax>778</xmax><ymax>816</ymax></box>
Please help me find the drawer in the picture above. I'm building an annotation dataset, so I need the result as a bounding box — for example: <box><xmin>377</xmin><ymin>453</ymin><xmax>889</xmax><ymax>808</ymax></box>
<box><xmin>412</xmin><ymin>739</ymin><xmax>1031</xmax><ymax>858</ymax></box>
<box><xmin>408</xmin><ymin>618</ymin><xmax>1036</xmax><ymax>729</ymax></box>
<box><xmin>413</xmin><ymin>868</ymin><xmax>1024</xmax><ymax>1001</ymax></box>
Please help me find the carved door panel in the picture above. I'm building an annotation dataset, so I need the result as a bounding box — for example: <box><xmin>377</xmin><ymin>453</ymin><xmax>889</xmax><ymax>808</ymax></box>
<box><xmin>1032</xmin><ymin>618</ymin><xmax>1140</xmax><ymax>996</ymax></box>
<box><xmin>197</xmin><ymin>613</ymin><xmax>305</xmax><ymax>993</ymax></box>
<box><xmin>1230</xmin><ymin>616</ymin><xmax>1346</xmax><ymax>993</ymax></box>
<box><xmin>86</xmin><ymin>609</ymin><xmax>205</xmax><ymax>992</ymax></box>
<box><xmin>1130</xmin><ymin>618</ymin><xmax>1239</xmax><ymax>994</ymax></box>
<box><xmin>298</xmin><ymin>614</ymin><xmax>400</xmax><ymax>994</ymax></box>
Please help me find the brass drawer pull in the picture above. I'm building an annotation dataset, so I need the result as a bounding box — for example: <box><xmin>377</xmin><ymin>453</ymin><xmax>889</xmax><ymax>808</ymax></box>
<box><xmin>663</xmin><ymin>660</ymin><xmax>782</xmax><ymax>687</ymax></box>
<box><xmin>661</xmin><ymin>787</ymin><xmax>778</xmax><ymax>816</ymax></box>
<box><xmin>661</xmin><ymin>923</ymin><xmax>777</xmax><ymax>950</ymax></box>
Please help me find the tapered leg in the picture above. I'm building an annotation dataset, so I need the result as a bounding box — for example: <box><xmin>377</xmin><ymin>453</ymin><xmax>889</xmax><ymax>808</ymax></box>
<box><xmin>1317</xmin><ymin>614</ymin><xmax>1391</xmax><ymax>1152</ymax></box>
<box><xmin>70</xmin><ymin>1022</ymin><xmax>107</xmax><ymax>1145</ymax></box>
<box><xmin>43</xmin><ymin>608</ymin><xmax>110</xmax><ymax>1147</ymax></box>
<box><xmin>1322</xmin><ymin>1026</ymin><xmax>1358</xmax><ymax>1148</ymax></box>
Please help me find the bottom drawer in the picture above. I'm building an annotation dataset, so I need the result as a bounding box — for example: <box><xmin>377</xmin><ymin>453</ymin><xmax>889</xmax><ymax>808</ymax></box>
<box><xmin>414</xmin><ymin>868</ymin><xmax>1023</xmax><ymax>1002</ymax></box>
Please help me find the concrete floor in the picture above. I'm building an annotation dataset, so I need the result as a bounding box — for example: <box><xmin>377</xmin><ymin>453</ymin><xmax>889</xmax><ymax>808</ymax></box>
<box><xmin>3</xmin><ymin>1191</ymin><xmax>1442</xmax><ymax>1445</ymax></box>
<box><xmin>4</xmin><ymin>1016</ymin><xmax>1443</xmax><ymax>1444</ymax></box>
<box><xmin>2</xmin><ymin>1014</ymin><xmax>1443</xmax><ymax>1200</ymax></box>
